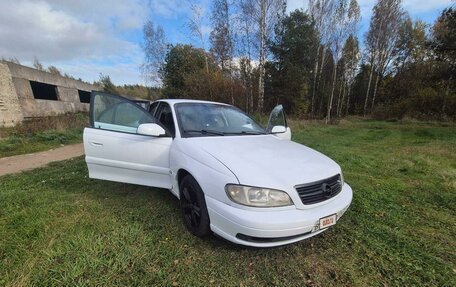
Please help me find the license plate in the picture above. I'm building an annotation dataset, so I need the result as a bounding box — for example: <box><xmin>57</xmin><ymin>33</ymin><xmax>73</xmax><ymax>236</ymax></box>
<box><xmin>319</xmin><ymin>214</ymin><xmax>337</xmax><ymax>229</ymax></box>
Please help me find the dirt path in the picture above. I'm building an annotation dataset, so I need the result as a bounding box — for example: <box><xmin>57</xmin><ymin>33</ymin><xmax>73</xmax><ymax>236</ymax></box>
<box><xmin>0</xmin><ymin>143</ymin><xmax>84</xmax><ymax>176</ymax></box>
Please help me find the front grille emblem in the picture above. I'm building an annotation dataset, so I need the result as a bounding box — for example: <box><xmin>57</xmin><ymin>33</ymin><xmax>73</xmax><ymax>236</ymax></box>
<box><xmin>321</xmin><ymin>183</ymin><xmax>332</xmax><ymax>198</ymax></box>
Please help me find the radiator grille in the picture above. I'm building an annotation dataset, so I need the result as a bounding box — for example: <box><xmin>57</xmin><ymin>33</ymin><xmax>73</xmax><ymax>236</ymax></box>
<box><xmin>295</xmin><ymin>174</ymin><xmax>342</xmax><ymax>205</ymax></box>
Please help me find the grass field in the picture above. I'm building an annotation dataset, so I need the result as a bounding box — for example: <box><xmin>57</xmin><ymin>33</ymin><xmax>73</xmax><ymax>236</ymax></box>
<box><xmin>0</xmin><ymin>113</ymin><xmax>87</xmax><ymax>158</ymax></box>
<box><xmin>0</xmin><ymin>120</ymin><xmax>455</xmax><ymax>286</ymax></box>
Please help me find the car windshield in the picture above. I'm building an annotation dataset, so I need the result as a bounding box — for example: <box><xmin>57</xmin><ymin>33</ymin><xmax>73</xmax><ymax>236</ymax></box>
<box><xmin>175</xmin><ymin>103</ymin><xmax>266</xmax><ymax>137</ymax></box>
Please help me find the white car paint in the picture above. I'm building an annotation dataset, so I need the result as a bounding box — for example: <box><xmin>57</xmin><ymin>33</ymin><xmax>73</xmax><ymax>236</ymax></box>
<box><xmin>84</xmin><ymin>97</ymin><xmax>352</xmax><ymax>247</ymax></box>
<box><xmin>85</xmin><ymin>128</ymin><xmax>172</xmax><ymax>188</ymax></box>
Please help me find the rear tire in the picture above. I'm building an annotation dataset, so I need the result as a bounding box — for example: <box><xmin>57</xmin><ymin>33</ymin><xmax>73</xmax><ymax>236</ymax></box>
<box><xmin>179</xmin><ymin>175</ymin><xmax>211</xmax><ymax>237</ymax></box>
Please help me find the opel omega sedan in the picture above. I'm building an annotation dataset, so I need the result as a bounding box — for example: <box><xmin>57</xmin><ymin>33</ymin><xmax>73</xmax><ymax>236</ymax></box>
<box><xmin>83</xmin><ymin>92</ymin><xmax>353</xmax><ymax>247</ymax></box>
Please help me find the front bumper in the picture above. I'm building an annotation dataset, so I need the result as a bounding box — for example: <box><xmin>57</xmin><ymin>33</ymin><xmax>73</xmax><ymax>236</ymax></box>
<box><xmin>206</xmin><ymin>183</ymin><xmax>353</xmax><ymax>247</ymax></box>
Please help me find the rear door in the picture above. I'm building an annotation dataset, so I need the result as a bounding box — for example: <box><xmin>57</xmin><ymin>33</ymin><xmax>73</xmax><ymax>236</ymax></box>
<box><xmin>84</xmin><ymin>92</ymin><xmax>173</xmax><ymax>188</ymax></box>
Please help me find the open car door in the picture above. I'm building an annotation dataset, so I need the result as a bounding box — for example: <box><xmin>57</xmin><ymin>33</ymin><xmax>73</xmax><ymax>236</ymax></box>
<box><xmin>267</xmin><ymin>104</ymin><xmax>291</xmax><ymax>140</ymax></box>
<box><xmin>83</xmin><ymin>92</ymin><xmax>173</xmax><ymax>189</ymax></box>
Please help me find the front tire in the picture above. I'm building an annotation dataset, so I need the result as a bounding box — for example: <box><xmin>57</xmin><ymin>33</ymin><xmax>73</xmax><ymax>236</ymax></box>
<box><xmin>179</xmin><ymin>175</ymin><xmax>211</xmax><ymax>237</ymax></box>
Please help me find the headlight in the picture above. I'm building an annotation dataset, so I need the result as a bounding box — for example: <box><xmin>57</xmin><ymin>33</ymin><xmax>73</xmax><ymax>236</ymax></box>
<box><xmin>225</xmin><ymin>184</ymin><xmax>293</xmax><ymax>207</ymax></box>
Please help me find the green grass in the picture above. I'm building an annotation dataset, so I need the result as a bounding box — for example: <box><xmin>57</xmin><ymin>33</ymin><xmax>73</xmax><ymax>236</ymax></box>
<box><xmin>0</xmin><ymin>120</ymin><xmax>455</xmax><ymax>286</ymax></box>
<box><xmin>0</xmin><ymin>113</ymin><xmax>88</xmax><ymax>158</ymax></box>
<box><xmin>0</xmin><ymin>129</ymin><xmax>83</xmax><ymax>157</ymax></box>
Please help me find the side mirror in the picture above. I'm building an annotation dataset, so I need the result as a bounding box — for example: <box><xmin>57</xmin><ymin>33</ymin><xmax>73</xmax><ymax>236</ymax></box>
<box><xmin>137</xmin><ymin>123</ymin><xmax>166</xmax><ymax>137</ymax></box>
<box><xmin>272</xmin><ymin>126</ymin><xmax>291</xmax><ymax>140</ymax></box>
<box><xmin>271</xmin><ymin>125</ymin><xmax>286</xmax><ymax>133</ymax></box>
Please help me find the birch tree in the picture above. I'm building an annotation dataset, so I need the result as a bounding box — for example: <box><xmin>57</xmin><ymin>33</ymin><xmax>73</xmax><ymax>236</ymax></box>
<box><xmin>142</xmin><ymin>21</ymin><xmax>167</xmax><ymax>85</ymax></box>
<box><xmin>338</xmin><ymin>0</ymin><xmax>360</xmax><ymax>116</ymax></box>
<box><xmin>188</xmin><ymin>3</ymin><xmax>210</xmax><ymax>73</ymax></box>
<box><xmin>210</xmin><ymin>0</ymin><xmax>234</xmax><ymax>103</ymax></box>
<box><xmin>326</xmin><ymin>0</ymin><xmax>360</xmax><ymax>123</ymax></box>
<box><xmin>363</xmin><ymin>0</ymin><xmax>404</xmax><ymax>115</ymax></box>
<box><xmin>394</xmin><ymin>17</ymin><xmax>427</xmax><ymax>73</ymax></box>
<box><xmin>238</xmin><ymin>0</ymin><xmax>256</xmax><ymax>112</ymax></box>
<box><xmin>339</xmin><ymin>35</ymin><xmax>360</xmax><ymax>116</ymax></box>
<box><xmin>210</xmin><ymin>0</ymin><xmax>233</xmax><ymax>72</ymax></box>
<box><xmin>308</xmin><ymin>0</ymin><xmax>337</xmax><ymax>116</ymax></box>
<box><xmin>241</xmin><ymin>0</ymin><xmax>285</xmax><ymax>112</ymax></box>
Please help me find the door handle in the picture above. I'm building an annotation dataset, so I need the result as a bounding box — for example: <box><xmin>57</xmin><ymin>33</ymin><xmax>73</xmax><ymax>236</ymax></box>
<box><xmin>90</xmin><ymin>141</ymin><xmax>103</xmax><ymax>147</ymax></box>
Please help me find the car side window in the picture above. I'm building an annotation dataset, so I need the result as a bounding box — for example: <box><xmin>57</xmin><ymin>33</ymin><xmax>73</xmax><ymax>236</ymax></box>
<box><xmin>92</xmin><ymin>92</ymin><xmax>155</xmax><ymax>134</ymax></box>
<box><xmin>149</xmin><ymin>101</ymin><xmax>160</xmax><ymax>117</ymax></box>
<box><xmin>156</xmin><ymin>103</ymin><xmax>175</xmax><ymax>137</ymax></box>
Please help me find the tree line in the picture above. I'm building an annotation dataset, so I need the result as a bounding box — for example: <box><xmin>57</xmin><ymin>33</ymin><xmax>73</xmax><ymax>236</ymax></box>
<box><xmin>143</xmin><ymin>0</ymin><xmax>455</xmax><ymax>120</ymax></box>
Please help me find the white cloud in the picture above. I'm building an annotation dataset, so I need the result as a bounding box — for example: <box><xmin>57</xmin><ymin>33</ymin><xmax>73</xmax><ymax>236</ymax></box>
<box><xmin>149</xmin><ymin>0</ymin><xmax>191</xmax><ymax>19</ymax></box>
<box><xmin>0</xmin><ymin>0</ymin><xmax>207</xmax><ymax>84</ymax></box>
<box><xmin>0</xmin><ymin>1</ymin><xmax>100</xmax><ymax>61</ymax></box>
<box><xmin>44</xmin><ymin>0</ymin><xmax>149</xmax><ymax>30</ymax></box>
<box><xmin>0</xmin><ymin>0</ymin><xmax>148</xmax><ymax>85</ymax></box>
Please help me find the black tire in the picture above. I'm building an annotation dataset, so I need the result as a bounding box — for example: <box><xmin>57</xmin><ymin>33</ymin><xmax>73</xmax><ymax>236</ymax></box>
<box><xmin>179</xmin><ymin>175</ymin><xmax>211</xmax><ymax>237</ymax></box>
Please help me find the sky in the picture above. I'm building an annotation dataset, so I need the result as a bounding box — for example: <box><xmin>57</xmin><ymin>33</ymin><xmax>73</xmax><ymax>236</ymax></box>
<box><xmin>0</xmin><ymin>0</ymin><xmax>453</xmax><ymax>86</ymax></box>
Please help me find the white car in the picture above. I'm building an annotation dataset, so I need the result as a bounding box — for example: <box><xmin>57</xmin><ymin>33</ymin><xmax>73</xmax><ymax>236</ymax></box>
<box><xmin>83</xmin><ymin>92</ymin><xmax>353</xmax><ymax>247</ymax></box>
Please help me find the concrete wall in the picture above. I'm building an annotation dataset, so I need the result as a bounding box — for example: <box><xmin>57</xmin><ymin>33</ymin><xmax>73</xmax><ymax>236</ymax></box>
<box><xmin>20</xmin><ymin>99</ymin><xmax>89</xmax><ymax>118</ymax></box>
<box><xmin>6</xmin><ymin>62</ymin><xmax>95</xmax><ymax>91</ymax></box>
<box><xmin>57</xmin><ymin>86</ymin><xmax>80</xmax><ymax>102</ymax></box>
<box><xmin>0</xmin><ymin>61</ymin><xmax>100</xmax><ymax>125</ymax></box>
<box><xmin>0</xmin><ymin>62</ymin><xmax>23</xmax><ymax>127</ymax></box>
<box><xmin>12</xmin><ymin>77</ymin><xmax>34</xmax><ymax>100</ymax></box>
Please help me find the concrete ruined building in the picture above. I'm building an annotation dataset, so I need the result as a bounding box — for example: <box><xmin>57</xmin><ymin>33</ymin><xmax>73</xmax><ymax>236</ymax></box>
<box><xmin>0</xmin><ymin>60</ymin><xmax>100</xmax><ymax>127</ymax></box>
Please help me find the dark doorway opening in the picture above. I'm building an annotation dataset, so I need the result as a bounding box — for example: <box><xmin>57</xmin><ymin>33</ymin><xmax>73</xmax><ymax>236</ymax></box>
<box><xmin>78</xmin><ymin>90</ymin><xmax>91</xmax><ymax>103</ymax></box>
<box><xmin>30</xmin><ymin>81</ymin><xmax>58</xmax><ymax>100</ymax></box>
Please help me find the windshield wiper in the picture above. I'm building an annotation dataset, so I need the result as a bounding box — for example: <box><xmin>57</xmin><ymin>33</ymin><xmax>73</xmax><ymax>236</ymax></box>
<box><xmin>224</xmin><ymin>131</ymin><xmax>266</xmax><ymax>135</ymax></box>
<box><xmin>183</xmin><ymin>129</ymin><xmax>226</xmax><ymax>136</ymax></box>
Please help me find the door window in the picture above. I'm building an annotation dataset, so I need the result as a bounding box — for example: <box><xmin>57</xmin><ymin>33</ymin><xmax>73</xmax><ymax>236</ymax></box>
<box><xmin>156</xmin><ymin>103</ymin><xmax>175</xmax><ymax>137</ymax></box>
<box><xmin>91</xmin><ymin>92</ymin><xmax>156</xmax><ymax>134</ymax></box>
<box><xmin>149</xmin><ymin>101</ymin><xmax>160</xmax><ymax>117</ymax></box>
<box><xmin>267</xmin><ymin>104</ymin><xmax>287</xmax><ymax>133</ymax></box>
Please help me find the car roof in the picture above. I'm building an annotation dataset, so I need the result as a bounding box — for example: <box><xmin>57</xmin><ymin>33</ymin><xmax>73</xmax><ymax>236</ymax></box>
<box><xmin>156</xmin><ymin>99</ymin><xmax>231</xmax><ymax>106</ymax></box>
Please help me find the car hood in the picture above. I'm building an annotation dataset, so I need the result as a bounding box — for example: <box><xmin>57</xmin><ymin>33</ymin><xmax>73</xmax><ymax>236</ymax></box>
<box><xmin>189</xmin><ymin>135</ymin><xmax>341</xmax><ymax>190</ymax></box>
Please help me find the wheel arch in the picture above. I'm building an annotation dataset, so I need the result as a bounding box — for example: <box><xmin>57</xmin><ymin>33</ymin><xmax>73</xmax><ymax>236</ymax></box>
<box><xmin>177</xmin><ymin>168</ymin><xmax>193</xmax><ymax>189</ymax></box>
<box><xmin>170</xmin><ymin>147</ymin><xmax>238</xmax><ymax>203</ymax></box>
